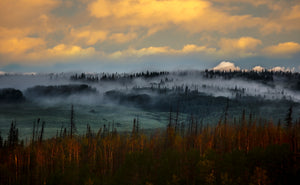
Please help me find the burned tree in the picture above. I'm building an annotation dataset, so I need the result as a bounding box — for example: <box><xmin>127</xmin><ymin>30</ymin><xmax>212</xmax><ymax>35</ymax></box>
<box><xmin>70</xmin><ymin>104</ymin><xmax>77</xmax><ymax>138</ymax></box>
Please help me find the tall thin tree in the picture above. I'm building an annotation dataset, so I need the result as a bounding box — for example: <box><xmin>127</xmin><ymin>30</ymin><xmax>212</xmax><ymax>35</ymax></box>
<box><xmin>70</xmin><ymin>104</ymin><xmax>76</xmax><ymax>138</ymax></box>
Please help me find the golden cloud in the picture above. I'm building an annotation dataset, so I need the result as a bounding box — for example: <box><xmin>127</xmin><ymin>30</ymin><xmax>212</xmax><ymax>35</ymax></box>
<box><xmin>108</xmin><ymin>37</ymin><xmax>266</xmax><ymax>59</ymax></box>
<box><xmin>46</xmin><ymin>44</ymin><xmax>96</xmax><ymax>57</ymax></box>
<box><xmin>219</xmin><ymin>37</ymin><xmax>262</xmax><ymax>51</ymax></box>
<box><xmin>109</xmin><ymin>44</ymin><xmax>216</xmax><ymax>58</ymax></box>
<box><xmin>0</xmin><ymin>37</ymin><xmax>45</xmax><ymax>55</ymax></box>
<box><xmin>70</xmin><ymin>28</ymin><xmax>138</xmax><ymax>45</ymax></box>
<box><xmin>0</xmin><ymin>42</ymin><xmax>96</xmax><ymax>64</ymax></box>
<box><xmin>0</xmin><ymin>0</ymin><xmax>299</xmax><ymax>65</ymax></box>
<box><xmin>260</xmin><ymin>5</ymin><xmax>300</xmax><ymax>34</ymax></box>
<box><xmin>181</xmin><ymin>44</ymin><xmax>217</xmax><ymax>54</ymax></box>
<box><xmin>0</xmin><ymin>0</ymin><xmax>62</xmax><ymax>63</ymax></box>
<box><xmin>71</xmin><ymin>29</ymin><xmax>108</xmax><ymax>45</ymax></box>
<box><xmin>0</xmin><ymin>27</ymin><xmax>46</xmax><ymax>57</ymax></box>
<box><xmin>218</xmin><ymin>37</ymin><xmax>262</xmax><ymax>57</ymax></box>
<box><xmin>89</xmin><ymin>0</ymin><xmax>209</xmax><ymax>23</ymax></box>
<box><xmin>109</xmin><ymin>32</ymin><xmax>138</xmax><ymax>43</ymax></box>
<box><xmin>0</xmin><ymin>0</ymin><xmax>59</xmax><ymax>27</ymax></box>
<box><xmin>263</xmin><ymin>42</ymin><xmax>300</xmax><ymax>57</ymax></box>
<box><xmin>109</xmin><ymin>46</ymin><xmax>170</xmax><ymax>58</ymax></box>
<box><xmin>88</xmin><ymin>0</ymin><xmax>262</xmax><ymax>34</ymax></box>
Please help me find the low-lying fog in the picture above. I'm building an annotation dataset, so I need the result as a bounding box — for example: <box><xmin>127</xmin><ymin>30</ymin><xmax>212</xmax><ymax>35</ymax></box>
<box><xmin>0</xmin><ymin>70</ymin><xmax>299</xmax><ymax>139</ymax></box>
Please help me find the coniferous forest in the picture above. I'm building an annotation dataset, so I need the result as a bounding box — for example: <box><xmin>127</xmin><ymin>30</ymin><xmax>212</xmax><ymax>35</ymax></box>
<box><xmin>0</xmin><ymin>70</ymin><xmax>300</xmax><ymax>185</ymax></box>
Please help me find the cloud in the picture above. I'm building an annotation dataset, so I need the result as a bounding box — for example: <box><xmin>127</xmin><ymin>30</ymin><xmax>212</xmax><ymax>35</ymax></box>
<box><xmin>263</xmin><ymin>42</ymin><xmax>300</xmax><ymax>58</ymax></box>
<box><xmin>212</xmin><ymin>61</ymin><xmax>241</xmax><ymax>71</ymax></box>
<box><xmin>88</xmin><ymin>0</ymin><xmax>209</xmax><ymax>23</ymax></box>
<box><xmin>70</xmin><ymin>29</ymin><xmax>138</xmax><ymax>45</ymax></box>
<box><xmin>109</xmin><ymin>44</ymin><xmax>217</xmax><ymax>58</ymax></box>
<box><xmin>0</xmin><ymin>0</ymin><xmax>59</xmax><ymax>28</ymax></box>
<box><xmin>218</xmin><ymin>37</ymin><xmax>262</xmax><ymax>57</ymax></box>
<box><xmin>87</xmin><ymin>0</ymin><xmax>263</xmax><ymax>34</ymax></box>
<box><xmin>71</xmin><ymin>29</ymin><xmax>108</xmax><ymax>45</ymax></box>
<box><xmin>24</xmin><ymin>44</ymin><xmax>96</xmax><ymax>62</ymax></box>
<box><xmin>212</xmin><ymin>62</ymin><xmax>295</xmax><ymax>72</ymax></box>
<box><xmin>47</xmin><ymin>44</ymin><xmax>95</xmax><ymax>57</ymax></box>
<box><xmin>181</xmin><ymin>44</ymin><xmax>217</xmax><ymax>54</ymax></box>
<box><xmin>260</xmin><ymin>5</ymin><xmax>300</xmax><ymax>34</ymax></box>
<box><xmin>211</xmin><ymin>0</ymin><xmax>285</xmax><ymax>10</ymax></box>
<box><xmin>109</xmin><ymin>46</ymin><xmax>170</xmax><ymax>58</ymax></box>
<box><xmin>109</xmin><ymin>32</ymin><xmax>138</xmax><ymax>43</ymax></box>
<box><xmin>108</xmin><ymin>38</ymin><xmax>266</xmax><ymax>59</ymax></box>
<box><xmin>219</xmin><ymin>37</ymin><xmax>262</xmax><ymax>51</ymax></box>
<box><xmin>0</xmin><ymin>37</ymin><xmax>45</xmax><ymax>55</ymax></box>
<box><xmin>0</xmin><ymin>0</ymin><xmax>63</xmax><ymax>62</ymax></box>
<box><xmin>269</xmin><ymin>66</ymin><xmax>294</xmax><ymax>72</ymax></box>
<box><xmin>0</xmin><ymin>0</ymin><xmax>299</xmax><ymax>68</ymax></box>
<box><xmin>252</xmin><ymin>66</ymin><xmax>265</xmax><ymax>72</ymax></box>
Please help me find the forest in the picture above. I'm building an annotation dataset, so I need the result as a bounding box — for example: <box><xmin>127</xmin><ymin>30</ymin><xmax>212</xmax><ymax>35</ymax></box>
<box><xmin>0</xmin><ymin>107</ymin><xmax>299</xmax><ymax>185</ymax></box>
<box><xmin>0</xmin><ymin>70</ymin><xmax>300</xmax><ymax>184</ymax></box>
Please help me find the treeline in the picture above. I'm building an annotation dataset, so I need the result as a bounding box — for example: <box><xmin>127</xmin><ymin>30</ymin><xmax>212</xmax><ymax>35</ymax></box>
<box><xmin>0</xmin><ymin>88</ymin><xmax>25</xmax><ymax>103</ymax></box>
<box><xmin>70</xmin><ymin>71</ymin><xmax>169</xmax><ymax>82</ymax></box>
<box><xmin>0</xmin><ymin>110</ymin><xmax>299</xmax><ymax>185</ymax></box>
<box><xmin>25</xmin><ymin>84</ymin><xmax>97</xmax><ymax>97</ymax></box>
<box><xmin>204</xmin><ymin>69</ymin><xmax>300</xmax><ymax>83</ymax></box>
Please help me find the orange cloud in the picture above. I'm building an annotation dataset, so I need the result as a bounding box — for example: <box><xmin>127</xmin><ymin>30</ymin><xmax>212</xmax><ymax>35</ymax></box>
<box><xmin>0</xmin><ymin>37</ymin><xmax>45</xmax><ymax>55</ymax></box>
<box><xmin>71</xmin><ymin>29</ymin><xmax>108</xmax><ymax>45</ymax></box>
<box><xmin>110</xmin><ymin>46</ymin><xmax>170</xmax><ymax>58</ymax></box>
<box><xmin>0</xmin><ymin>0</ymin><xmax>59</xmax><ymax>27</ymax></box>
<box><xmin>219</xmin><ymin>37</ymin><xmax>262</xmax><ymax>51</ymax></box>
<box><xmin>46</xmin><ymin>44</ymin><xmax>95</xmax><ymax>57</ymax></box>
<box><xmin>0</xmin><ymin>42</ymin><xmax>96</xmax><ymax>63</ymax></box>
<box><xmin>0</xmin><ymin>0</ymin><xmax>299</xmax><ymax>65</ymax></box>
<box><xmin>109</xmin><ymin>32</ymin><xmax>138</xmax><ymax>43</ymax></box>
<box><xmin>260</xmin><ymin>5</ymin><xmax>300</xmax><ymax>34</ymax></box>
<box><xmin>218</xmin><ymin>37</ymin><xmax>262</xmax><ymax>57</ymax></box>
<box><xmin>89</xmin><ymin>0</ymin><xmax>209</xmax><ymax>23</ymax></box>
<box><xmin>263</xmin><ymin>42</ymin><xmax>300</xmax><ymax>57</ymax></box>
<box><xmin>0</xmin><ymin>0</ymin><xmax>61</xmax><ymax>63</ymax></box>
<box><xmin>181</xmin><ymin>44</ymin><xmax>217</xmax><ymax>54</ymax></box>
<box><xmin>0</xmin><ymin>27</ymin><xmax>41</xmax><ymax>56</ymax></box>
<box><xmin>88</xmin><ymin>0</ymin><xmax>262</xmax><ymax>34</ymax></box>
<box><xmin>70</xmin><ymin>28</ymin><xmax>138</xmax><ymax>45</ymax></box>
<box><xmin>109</xmin><ymin>44</ymin><xmax>216</xmax><ymax>58</ymax></box>
<box><xmin>108</xmin><ymin>38</ymin><xmax>267</xmax><ymax>59</ymax></box>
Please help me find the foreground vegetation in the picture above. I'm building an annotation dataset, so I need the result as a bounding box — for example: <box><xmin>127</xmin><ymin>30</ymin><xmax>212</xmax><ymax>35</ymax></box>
<box><xmin>0</xmin><ymin>110</ymin><xmax>299</xmax><ymax>185</ymax></box>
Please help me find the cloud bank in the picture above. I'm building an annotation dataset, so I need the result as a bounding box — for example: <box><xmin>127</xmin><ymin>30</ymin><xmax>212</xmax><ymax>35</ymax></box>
<box><xmin>0</xmin><ymin>0</ymin><xmax>299</xmax><ymax>71</ymax></box>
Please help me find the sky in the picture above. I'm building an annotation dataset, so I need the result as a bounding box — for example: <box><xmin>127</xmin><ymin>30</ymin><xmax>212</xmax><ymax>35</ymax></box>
<box><xmin>0</xmin><ymin>0</ymin><xmax>300</xmax><ymax>73</ymax></box>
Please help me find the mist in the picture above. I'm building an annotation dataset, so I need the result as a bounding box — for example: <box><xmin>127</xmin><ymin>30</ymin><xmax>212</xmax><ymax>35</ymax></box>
<box><xmin>0</xmin><ymin>69</ymin><xmax>299</xmax><ymax>139</ymax></box>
